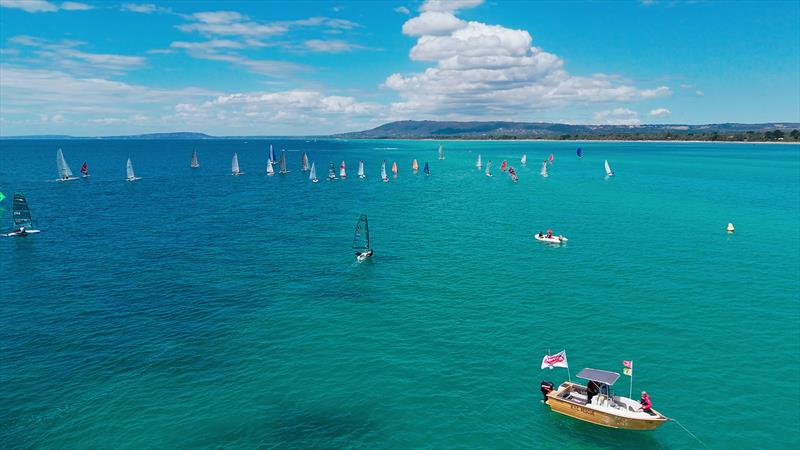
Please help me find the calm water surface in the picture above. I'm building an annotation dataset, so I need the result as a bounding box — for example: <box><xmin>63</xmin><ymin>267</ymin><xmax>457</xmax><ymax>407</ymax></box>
<box><xmin>1</xmin><ymin>139</ymin><xmax>798</xmax><ymax>449</ymax></box>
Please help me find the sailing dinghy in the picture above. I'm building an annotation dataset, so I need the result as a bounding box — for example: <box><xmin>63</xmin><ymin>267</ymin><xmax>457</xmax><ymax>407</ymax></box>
<box><xmin>476</xmin><ymin>154</ymin><xmax>482</xmax><ymax>169</ymax></box>
<box><xmin>353</xmin><ymin>214</ymin><xmax>373</xmax><ymax>261</ymax></box>
<box><xmin>56</xmin><ymin>149</ymin><xmax>77</xmax><ymax>182</ymax></box>
<box><xmin>358</xmin><ymin>160</ymin><xmax>365</xmax><ymax>179</ymax></box>
<box><xmin>327</xmin><ymin>162</ymin><xmax>337</xmax><ymax>180</ymax></box>
<box><xmin>6</xmin><ymin>193</ymin><xmax>41</xmax><ymax>236</ymax></box>
<box><xmin>540</xmin><ymin>160</ymin><xmax>549</xmax><ymax>178</ymax></box>
<box><xmin>127</xmin><ymin>157</ymin><xmax>141</xmax><ymax>181</ymax></box>
<box><xmin>340</xmin><ymin>161</ymin><xmax>347</xmax><ymax>179</ymax></box>
<box><xmin>391</xmin><ymin>161</ymin><xmax>398</xmax><ymax>178</ymax></box>
<box><xmin>310</xmin><ymin>162</ymin><xmax>318</xmax><ymax>183</ymax></box>
<box><xmin>500</xmin><ymin>160</ymin><xmax>507</xmax><ymax>172</ymax></box>
<box><xmin>80</xmin><ymin>162</ymin><xmax>89</xmax><ymax>178</ymax></box>
<box><xmin>413</xmin><ymin>159</ymin><xmax>419</xmax><ymax>174</ymax></box>
<box><xmin>521</xmin><ymin>154</ymin><xmax>527</xmax><ymax>165</ymax></box>
<box><xmin>381</xmin><ymin>161</ymin><xmax>388</xmax><ymax>182</ymax></box>
<box><xmin>266</xmin><ymin>159</ymin><xmax>274</xmax><ymax>176</ymax></box>
<box><xmin>438</xmin><ymin>144</ymin><xmax>444</xmax><ymax>160</ymax></box>
<box><xmin>231</xmin><ymin>153</ymin><xmax>243</xmax><ymax>176</ymax></box>
<box><xmin>485</xmin><ymin>160</ymin><xmax>492</xmax><ymax>177</ymax></box>
<box><xmin>605</xmin><ymin>160</ymin><xmax>615</xmax><ymax>177</ymax></box>
<box><xmin>423</xmin><ymin>162</ymin><xmax>430</xmax><ymax>176</ymax></box>
<box><xmin>279</xmin><ymin>150</ymin><xmax>289</xmax><ymax>174</ymax></box>
<box><xmin>269</xmin><ymin>145</ymin><xmax>277</xmax><ymax>167</ymax></box>
<box><xmin>301</xmin><ymin>152</ymin><xmax>310</xmax><ymax>172</ymax></box>
<box><xmin>190</xmin><ymin>150</ymin><xmax>200</xmax><ymax>168</ymax></box>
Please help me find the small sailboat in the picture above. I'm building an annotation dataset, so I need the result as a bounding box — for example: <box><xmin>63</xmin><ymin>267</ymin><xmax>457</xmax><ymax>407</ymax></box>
<box><xmin>423</xmin><ymin>162</ymin><xmax>430</xmax><ymax>176</ymax></box>
<box><xmin>358</xmin><ymin>160</ymin><xmax>365</xmax><ymax>179</ymax></box>
<box><xmin>353</xmin><ymin>214</ymin><xmax>373</xmax><ymax>261</ymax></box>
<box><xmin>727</xmin><ymin>223</ymin><xmax>735</xmax><ymax>233</ymax></box>
<box><xmin>279</xmin><ymin>150</ymin><xmax>289</xmax><ymax>174</ymax></box>
<box><xmin>310</xmin><ymin>162</ymin><xmax>318</xmax><ymax>183</ymax></box>
<box><xmin>485</xmin><ymin>160</ymin><xmax>493</xmax><ymax>177</ymax></box>
<box><xmin>577</xmin><ymin>147</ymin><xmax>583</xmax><ymax>159</ymax></box>
<box><xmin>500</xmin><ymin>160</ymin><xmax>507</xmax><ymax>172</ymax></box>
<box><xmin>508</xmin><ymin>166</ymin><xmax>518</xmax><ymax>182</ymax></box>
<box><xmin>127</xmin><ymin>157</ymin><xmax>141</xmax><ymax>181</ymax></box>
<box><xmin>301</xmin><ymin>152</ymin><xmax>310</xmax><ymax>172</ymax></box>
<box><xmin>266</xmin><ymin>159</ymin><xmax>274</xmax><ymax>176</ymax></box>
<box><xmin>605</xmin><ymin>160</ymin><xmax>614</xmax><ymax>177</ymax></box>
<box><xmin>80</xmin><ymin>162</ymin><xmax>89</xmax><ymax>178</ymax></box>
<box><xmin>269</xmin><ymin>145</ymin><xmax>277</xmax><ymax>166</ymax></box>
<box><xmin>521</xmin><ymin>154</ymin><xmax>527</xmax><ymax>165</ymax></box>
<box><xmin>438</xmin><ymin>144</ymin><xmax>444</xmax><ymax>160</ymax></box>
<box><xmin>6</xmin><ymin>192</ymin><xmax>41</xmax><ymax>236</ymax></box>
<box><xmin>231</xmin><ymin>153</ymin><xmax>243</xmax><ymax>176</ymax></box>
<box><xmin>56</xmin><ymin>149</ymin><xmax>77</xmax><ymax>182</ymax></box>
<box><xmin>412</xmin><ymin>159</ymin><xmax>419</xmax><ymax>174</ymax></box>
<box><xmin>549</xmin><ymin>153</ymin><xmax>554</xmax><ymax>165</ymax></box>
<box><xmin>381</xmin><ymin>161</ymin><xmax>388</xmax><ymax>182</ymax></box>
<box><xmin>327</xmin><ymin>162</ymin><xmax>337</xmax><ymax>180</ymax></box>
<box><xmin>190</xmin><ymin>150</ymin><xmax>200</xmax><ymax>168</ymax></box>
<box><xmin>476</xmin><ymin>154</ymin><xmax>482</xmax><ymax>169</ymax></box>
<box><xmin>340</xmin><ymin>160</ymin><xmax>347</xmax><ymax>179</ymax></box>
<box><xmin>540</xmin><ymin>160</ymin><xmax>549</xmax><ymax>178</ymax></box>
<box><xmin>391</xmin><ymin>161</ymin><xmax>398</xmax><ymax>178</ymax></box>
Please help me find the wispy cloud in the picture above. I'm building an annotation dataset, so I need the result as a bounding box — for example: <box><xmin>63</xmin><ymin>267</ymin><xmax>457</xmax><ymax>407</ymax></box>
<box><xmin>0</xmin><ymin>0</ymin><xmax>92</xmax><ymax>12</ymax></box>
<box><xmin>394</xmin><ymin>6</ymin><xmax>410</xmax><ymax>15</ymax></box>
<box><xmin>6</xmin><ymin>35</ymin><xmax>145</xmax><ymax>75</ymax></box>
<box><xmin>593</xmin><ymin>108</ymin><xmax>641</xmax><ymax>125</ymax></box>
<box><xmin>648</xmin><ymin>107</ymin><xmax>671</xmax><ymax>118</ymax></box>
<box><xmin>303</xmin><ymin>39</ymin><xmax>362</xmax><ymax>53</ymax></box>
<box><xmin>121</xmin><ymin>3</ymin><xmax>170</xmax><ymax>14</ymax></box>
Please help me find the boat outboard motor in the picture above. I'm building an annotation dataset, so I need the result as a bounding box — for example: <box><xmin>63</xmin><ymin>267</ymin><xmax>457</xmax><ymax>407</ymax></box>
<box><xmin>540</xmin><ymin>381</ymin><xmax>555</xmax><ymax>403</ymax></box>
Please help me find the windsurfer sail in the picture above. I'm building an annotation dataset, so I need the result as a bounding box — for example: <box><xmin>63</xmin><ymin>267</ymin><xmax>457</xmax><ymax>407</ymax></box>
<box><xmin>80</xmin><ymin>162</ymin><xmax>89</xmax><ymax>177</ymax></box>
<box><xmin>413</xmin><ymin>159</ymin><xmax>419</xmax><ymax>174</ymax></box>
<box><xmin>391</xmin><ymin>161</ymin><xmax>398</xmax><ymax>178</ymax></box>
<box><xmin>540</xmin><ymin>160</ymin><xmax>549</xmax><ymax>178</ymax></box>
<box><xmin>381</xmin><ymin>161</ymin><xmax>388</xmax><ymax>182</ymax></box>
<box><xmin>423</xmin><ymin>162</ymin><xmax>430</xmax><ymax>176</ymax></box>
<box><xmin>508</xmin><ymin>166</ymin><xmax>518</xmax><ymax>182</ymax></box>
<box><xmin>577</xmin><ymin>147</ymin><xmax>583</xmax><ymax>159</ymax></box>
<box><xmin>328</xmin><ymin>162</ymin><xmax>337</xmax><ymax>180</ymax></box>
<box><xmin>476</xmin><ymin>154</ymin><xmax>482</xmax><ymax>169</ymax></box>
<box><xmin>310</xmin><ymin>162</ymin><xmax>318</xmax><ymax>183</ymax></box>
<box><xmin>190</xmin><ymin>150</ymin><xmax>200</xmax><ymax>168</ymax></box>
<box><xmin>500</xmin><ymin>160</ymin><xmax>507</xmax><ymax>172</ymax></box>
<box><xmin>358</xmin><ymin>160</ymin><xmax>365</xmax><ymax>179</ymax></box>
<box><xmin>548</xmin><ymin>153</ymin><xmax>554</xmax><ymax>165</ymax></box>
<box><xmin>340</xmin><ymin>160</ymin><xmax>347</xmax><ymax>179</ymax></box>
<box><xmin>485</xmin><ymin>160</ymin><xmax>492</xmax><ymax>177</ymax></box>
<box><xmin>521</xmin><ymin>154</ymin><xmax>527</xmax><ymax>165</ymax></box>
<box><xmin>438</xmin><ymin>144</ymin><xmax>444</xmax><ymax>160</ymax></box>
<box><xmin>605</xmin><ymin>160</ymin><xmax>614</xmax><ymax>177</ymax></box>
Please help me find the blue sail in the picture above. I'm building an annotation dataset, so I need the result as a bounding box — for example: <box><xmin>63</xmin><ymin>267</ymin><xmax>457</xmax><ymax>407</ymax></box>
<box><xmin>423</xmin><ymin>162</ymin><xmax>429</xmax><ymax>175</ymax></box>
<box><xmin>577</xmin><ymin>147</ymin><xmax>583</xmax><ymax>158</ymax></box>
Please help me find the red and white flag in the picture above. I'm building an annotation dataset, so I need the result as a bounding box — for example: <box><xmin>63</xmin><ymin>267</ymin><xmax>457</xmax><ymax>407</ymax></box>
<box><xmin>623</xmin><ymin>360</ymin><xmax>632</xmax><ymax>368</ymax></box>
<box><xmin>541</xmin><ymin>350</ymin><xmax>569</xmax><ymax>370</ymax></box>
<box><xmin>622</xmin><ymin>360</ymin><xmax>633</xmax><ymax>376</ymax></box>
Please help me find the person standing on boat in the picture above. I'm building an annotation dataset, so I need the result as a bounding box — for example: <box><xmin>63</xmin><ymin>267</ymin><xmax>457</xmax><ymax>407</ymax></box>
<box><xmin>587</xmin><ymin>380</ymin><xmax>600</xmax><ymax>405</ymax></box>
<box><xmin>547</xmin><ymin>229</ymin><xmax>553</xmax><ymax>239</ymax></box>
<box><xmin>639</xmin><ymin>391</ymin><xmax>655</xmax><ymax>415</ymax></box>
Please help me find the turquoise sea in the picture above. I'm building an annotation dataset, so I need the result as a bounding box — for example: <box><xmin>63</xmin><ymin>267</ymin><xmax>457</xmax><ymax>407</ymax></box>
<box><xmin>1</xmin><ymin>139</ymin><xmax>798</xmax><ymax>449</ymax></box>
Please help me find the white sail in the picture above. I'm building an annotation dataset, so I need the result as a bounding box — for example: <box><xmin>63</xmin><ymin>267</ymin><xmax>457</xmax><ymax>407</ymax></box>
<box><xmin>485</xmin><ymin>160</ymin><xmax>492</xmax><ymax>176</ymax></box>
<box><xmin>190</xmin><ymin>150</ymin><xmax>199</xmax><ymax>168</ymax></box>
<box><xmin>540</xmin><ymin>160</ymin><xmax>549</xmax><ymax>178</ymax></box>
<box><xmin>56</xmin><ymin>148</ymin><xmax>73</xmax><ymax>179</ymax></box>
<box><xmin>340</xmin><ymin>160</ymin><xmax>347</xmax><ymax>178</ymax></box>
<box><xmin>438</xmin><ymin>144</ymin><xmax>444</xmax><ymax>160</ymax></box>
<box><xmin>358</xmin><ymin>160</ymin><xmax>365</xmax><ymax>178</ymax></box>
<box><xmin>266</xmin><ymin>159</ymin><xmax>274</xmax><ymax>175</ymax></box>
<box><xmin>476</xmin><ymin>154</ymin><xmax>482</xmax><ymax>169</ymax></box>
<box><xmin>310</xmin><ymin>162</ymin><xmax>317</xmax><ymax>182</ymax></box>
<box><xmin>328</xmin><ymin>162</ymin><xmax>337</xmax><ymax>180</ymax></box>
<box><xmin>232</xmin><ymin>152</ymin><xmax>241</xmax><ymax>175</ymax></box>
<box><xmin>381</xmin><ymin>161</ymin><xmax>388</xmax><ymax>180</ymax></box>
<box><xmin>605</xmin><ymin>159</ymin><xmax>614</xmax><ymax>177</ymax></box>
<box><xmin>126</xmin><ymin>157</ymin><xmax>138</xmax><ymax>180</ymax></box>
<box><xmin>269</xmin><ymin>145</ymin><xmax>276</xmax><ymax>165</ymax></box>
<box><xmin>279</xmin><ymin>150</ymin><xmax>288</xmax><ymax>173</ymax></box>
<box><xmin>521</xmin><ymin>154</ymin><xmax>527</xmax><ymax>165</ymax></box>
<box><xmin>302</xmin><ymin>152</ymin><xmax>309</xmax><ymax>171</ymax></box>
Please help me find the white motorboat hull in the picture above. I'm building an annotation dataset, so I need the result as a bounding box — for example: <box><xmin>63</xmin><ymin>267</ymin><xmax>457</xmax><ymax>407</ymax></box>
<box><xmin>535</xmin><ymin>234</ymin><xmax>568</xmax><ymax>244</ymax></box>
<box><xmin>6</xmin><ymin>229</ymin><xmax>41</xmax><ymax>236</ymax></box>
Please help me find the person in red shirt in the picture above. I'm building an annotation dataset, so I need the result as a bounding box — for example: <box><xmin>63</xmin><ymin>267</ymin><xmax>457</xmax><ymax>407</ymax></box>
<box><xmin>639</xmin><ymin>391</ymin><xmax>655</xmax><ymax>415</ymax></box>
<box><xmin>547</xmin><ymin>229</ymin><xmax>553</xmax><ymax>238</ymax></box>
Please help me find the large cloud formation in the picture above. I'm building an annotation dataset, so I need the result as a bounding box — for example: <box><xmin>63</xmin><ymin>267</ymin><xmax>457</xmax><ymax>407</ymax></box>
<box><xmin>385</xmin><ymin>0</ymin><xmax>670</xmax><ymax>117</ymax></box>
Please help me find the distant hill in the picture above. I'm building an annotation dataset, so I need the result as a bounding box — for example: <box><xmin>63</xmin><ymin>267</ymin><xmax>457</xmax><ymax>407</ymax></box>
<box><xmin>334</xmin><ymin>120</ymin><xmax>800</xmax><ymax>141</ymax></box>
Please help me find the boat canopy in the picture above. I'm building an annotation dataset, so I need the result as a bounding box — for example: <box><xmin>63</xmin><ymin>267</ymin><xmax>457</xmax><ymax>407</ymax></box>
<box><xmin>576</xmin><ymin>368</ymin><xmax>620</xmax><ymax>386</ymax></box>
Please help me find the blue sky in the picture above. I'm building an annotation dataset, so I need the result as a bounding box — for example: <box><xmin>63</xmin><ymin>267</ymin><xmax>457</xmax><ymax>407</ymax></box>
<box><xmin>0</xmin><ymin>0</ymin><xmax>798</xmax><ymax>135</ymax></box>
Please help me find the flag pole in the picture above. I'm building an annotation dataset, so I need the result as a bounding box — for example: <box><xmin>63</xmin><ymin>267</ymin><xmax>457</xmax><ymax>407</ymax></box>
<box><xmin>566</xmin><ymin>348</ymin><xmax>571</xmax><ymax>382</ymax></box>
<box><xmin>629</xmin><ymin>360</ymin><xmax>633</xmax><ymax>400</ymax></box>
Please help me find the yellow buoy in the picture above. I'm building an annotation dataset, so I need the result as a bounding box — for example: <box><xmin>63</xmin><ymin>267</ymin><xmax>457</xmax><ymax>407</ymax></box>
<box><xmin>727</xmin><ymin>223</ymin><xmax>735</xmax><ymax>233</ymax></box>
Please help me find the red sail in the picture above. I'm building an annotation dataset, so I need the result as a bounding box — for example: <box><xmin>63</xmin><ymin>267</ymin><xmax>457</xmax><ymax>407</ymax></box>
<box><xmin>500</xmin><ymin>160</ymin><xmax>507</xmax><ymax>171</ymax></box>
<box><xmin>80</xmin><ymin>162</ymin><xmax>88</xmax><ymax>174</ymax></box>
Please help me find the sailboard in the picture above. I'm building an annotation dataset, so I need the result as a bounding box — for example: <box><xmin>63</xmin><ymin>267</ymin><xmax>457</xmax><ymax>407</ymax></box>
<box><xmin>56</xmin><ymin>148</ymin><xmax>77</xmax><ymax>182</ymax></box>
<box><xmin>548</xmin><ymin>153</ymin><xmax>554</xmax><ymax>165</ymax></box>
<box><xmin>540</xmin><ymin>160</ymin><xmax>548</xmax><ymax>178</ymax></box>
<box><xmin>577</xmin><ymin>147</ymin><xmax>583</xmax><ymax>159</ymax></box>
<box><xmin>340</xmin><ymin>161</ymin><xmax>347</xmax><ymax>179</ymax></box>
<box><xmin>80</xmin><ymin>161</ymin><xmax>89</xmax><ymax>178</ymax></box>
<box><xmin>508</xmin><ymin>166</ymin><xmax>518</xmax><ymax>182</ymax></box>
<box><xmin>605</xmin><ymin>159</ymin><xmax>614</xmax><ymax>177</ymax></box>
<box><xmin>127</xmin><ymin>157</ymin><xmax>141</xmax><ymax>181</ymax></box>
<box><xmin>279</xmin><ymin>150</ymin><xmax>289</xmax><ymax>174</ymax></box>
<box><xmin>485</xmin><ymin>160</ymin><xmax>492</xmax><ymax>177</ymax></box>
<box><xmin>476</xmin><ymin>154</ymin><xmax>482</xmax><ymax>169</ymax></box>
<box><xmin>413</xmin><ymin>159</ymin><xmax>419</xmax><ymax>174</ymax></box>
<box><xmin>190</xmin><ymin>150</ymin><xmax>200</xmax><ymax>168</ymax></box>
<box><xmin>391</xmin><ymin>161</ymin><xmax>398</xmax><ymax>178</ymax></box>
<box><xmin>521</xmin><ymin>154</ymin><xmax>527</xmax><ymax>165</ymax></box>
<box><xmin>438</xmin><ymin>144</ymin><xmax>444</xmax><ymax>160</ymax></box>
<box><xmin>353</xmin><ymin>214</ymin><xmax>373</xmax><ymax>261</ymax></box>
<box><xmin>381</xmin><ymin>161</ymin><xmax>388</xmax><ymax>182</ymax></box>
<box><xmin>6</xmin><ymin>192</ymin><xmax>41</xmax><ymax>236</ymax></box>
<box><xmin>310</xmin><ymin>162</ymin><xmax>318</xmax><ymax>183</ymax></box>
<box><xmin>500</xmin><ymin>160</ymin><xmax>507</xmax><ymax>172</ymax></box>
<box><xmin>423</xmin><ymin>162</ymin><xmax>430</xmax><ymax>176</ymax></box>
<box><xmin>358</xmin><ymin>160</ymin><xmax>365</xmax><ymax>179</ymax></box>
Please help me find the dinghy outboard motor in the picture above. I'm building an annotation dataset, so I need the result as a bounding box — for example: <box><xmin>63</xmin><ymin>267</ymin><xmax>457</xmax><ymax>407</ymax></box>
<box><xmin>540</xmin><ymin>381</ymin><xmax>555</xmax><ymax>403</ymax></box>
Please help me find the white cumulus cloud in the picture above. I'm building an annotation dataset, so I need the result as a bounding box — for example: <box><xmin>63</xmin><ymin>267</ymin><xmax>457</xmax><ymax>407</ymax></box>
<box><xmin>420</xmin><ymin>0</ymin><xmax>483</xmax><ymax>13</ymax></box>
<box><xmin>648</xmin><ymin>107</ymin><xmax>671</xmax><ymax>118</ymax></box>
<box><xmin>593</xmin><ymin>108</ymin><xmax>640</xmax><ymax>125</ymax></box>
